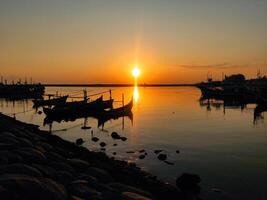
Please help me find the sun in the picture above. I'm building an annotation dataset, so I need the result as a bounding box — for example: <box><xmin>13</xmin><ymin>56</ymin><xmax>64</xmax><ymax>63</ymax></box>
<box><xmin>132</xmin><ymin>66</ymin><xmax>140</xmax><ymax>78</ymax></box>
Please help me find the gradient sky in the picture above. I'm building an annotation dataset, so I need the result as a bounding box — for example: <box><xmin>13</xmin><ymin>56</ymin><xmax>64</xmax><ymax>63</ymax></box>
<box><xmin>0</xmin><ymin>0</ymin><xmax>267</xmax><ymax>84</ymax></box>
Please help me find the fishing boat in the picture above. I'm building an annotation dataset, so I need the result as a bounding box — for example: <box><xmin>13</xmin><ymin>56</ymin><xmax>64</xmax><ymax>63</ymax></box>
<box><xmin>95</xmin><ymin>98</ymin><xmax>133</xmax><ymax>118</ymax></box>
<box><xmin>33</xmin><ymin>95</ymin><xmax>68</xmax><ymax>107</ymax></box>
<box><xmin>43</xmin><ymin>98</ymin><xmax>132</xmax><ymax>125</ymax></box>
<box><xmin>43</xmin><ymin>96</ymin><xmax>112</xmax><ymax>118</ymax></box>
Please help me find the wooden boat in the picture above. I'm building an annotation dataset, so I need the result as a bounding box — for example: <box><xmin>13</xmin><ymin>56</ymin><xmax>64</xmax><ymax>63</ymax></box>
<box><xmin>33</xmin><ymin>95</ymin><xmax>68</xmax><ymax>107</ymax></box>
<box><xmin>95</xmin><ymin>98</ymin><xmax>133</xmax><ymax>118</ymax></box>
<box><xmin>43</xmin><ymin>96</ymin><xmax>112</xmax><ymax>118</ymax></box>
<box><xmin>43</xmin><ymin>98</ymin><xmax>132</xmax><ymax>125</ymax></box>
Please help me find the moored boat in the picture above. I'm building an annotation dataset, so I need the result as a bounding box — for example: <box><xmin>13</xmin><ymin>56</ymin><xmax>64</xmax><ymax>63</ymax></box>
<box><xmin>33</xmin><ymin>95</ymin><xmax>68</xmax><ymax>107</ymax></box>
<box><xmin>43</xmin><ymin>96</ymin><xmax>112</xmax><ymax>118</ymax></box>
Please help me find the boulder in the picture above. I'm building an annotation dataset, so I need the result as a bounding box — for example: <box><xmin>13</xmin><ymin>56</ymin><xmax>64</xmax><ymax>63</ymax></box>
<box><xmin>157</xmin><ymin>154</ymin><xmax>167</xmax><ymax>161</ymax></box>
<box><xmin>122</xmin><ymin>192</ymin><xmax>152</xmax><ymax>200</ymax></box>
<box><xmin>176</xmin><ymin>173</ymin><xmax>201</xmax><ymax>194</ymax></box>
<box><xmin>85</xmin><ymin>167</ymin><xmax>113</xmax><ymax>183</ymax></box>
<box><xmin>76</xmin><ymin>138</ymin><xmax>84</xmax><ymax>146</ymax></box>
<box><xmin>0</xmin><ymin>150</ymin><xmax>24</xmax><ymax>163</ymax></box>
<box><xmin>67</xmin><ymin>159</ymin><xmax>90</xmax><ymax>172</ymax></box>
<box><xmin>16</xmin><ymin>147</ymin><xmax>47</xmax><ymax>164</ymax></box>
<box><xmin>108</xmin><ymin>182</ymin><xmax>153</xmax><ymax>199</ymax></box>
<box><xmin>48</xmin><ymin>161</ymin><xmax>76</xmax><ymax>174</ymax></box>
<box><xmin>0</xmin><ymin>164</ymin><xmax>43</xmax><ymax>177</ymax></box>
<box><xmin>111</xmin><ymin>132</ymin><xmax>121</xmax><ymax>140</ymax></box>
<box><xmin>0</xmin><ymin>174</ymin><xmax>68</xmax><ymax>200</ymax></box>
<box><xmin>32</xmin><ymin>164</ymin><xmax>57</xmax><ymax>178</ymax></box>
<box><xmin>69</xmin><ymin>181</ymin><xmax>101</xmax><ymax>199</ymax></box>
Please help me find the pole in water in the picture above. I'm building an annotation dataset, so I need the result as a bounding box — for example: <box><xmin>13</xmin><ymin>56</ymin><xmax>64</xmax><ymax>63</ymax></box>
<box><xmin>122</xmin><ymin>93</ymin><xmax>124</xmax><ymax>106</ymax></box>
<box><xmin>84</xmin><ymin>90</ymin><xmax>87</xmax><ymax>102</ymax></box>
<box><xmin>109</xmin><ymin>89</ymin><xmax>112</xmax><ymax>100</ymax></box>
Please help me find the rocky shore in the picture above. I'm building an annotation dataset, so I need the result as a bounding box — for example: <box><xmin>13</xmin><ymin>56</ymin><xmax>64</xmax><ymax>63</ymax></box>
<box><xmin>0</xmin><ymin>113</ymin><xmax>201</xmax><ymax>200</ymax></box>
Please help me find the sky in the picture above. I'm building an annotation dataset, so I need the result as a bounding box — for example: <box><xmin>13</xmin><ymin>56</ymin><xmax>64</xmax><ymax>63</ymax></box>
<box><xmin>0</xmin><ymin>0</ymin><xmax>267</xmax><ymax>84</ymax></box>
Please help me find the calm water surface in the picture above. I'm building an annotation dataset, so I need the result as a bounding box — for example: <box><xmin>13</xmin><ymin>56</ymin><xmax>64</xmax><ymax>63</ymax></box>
<box><xmin>1</xmin><ymin>86</ymin><xmax>267</xmax><ymax>200</ymax></box>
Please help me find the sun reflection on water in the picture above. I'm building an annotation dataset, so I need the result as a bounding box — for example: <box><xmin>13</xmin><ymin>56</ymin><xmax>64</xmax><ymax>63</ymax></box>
<box><xmin>133</xmin><ymin>85</ymin><xmax>139</xmax><ymax>103</ymax></box>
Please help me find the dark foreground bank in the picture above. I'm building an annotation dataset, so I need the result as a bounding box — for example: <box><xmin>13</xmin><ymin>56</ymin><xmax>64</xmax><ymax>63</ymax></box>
<box><xmin>0</xmin><ymin>113</ymin><xmax>201</xmax><ymax>200</ymax></box>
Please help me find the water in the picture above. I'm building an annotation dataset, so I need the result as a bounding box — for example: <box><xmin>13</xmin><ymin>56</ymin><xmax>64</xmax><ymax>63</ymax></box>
<box><xmin>1</xmin><ymin>86</ymin><xmax>267</xmax><ymax>200</ymax></box>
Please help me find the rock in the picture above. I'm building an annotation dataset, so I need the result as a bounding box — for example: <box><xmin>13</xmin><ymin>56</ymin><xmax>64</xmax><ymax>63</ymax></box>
<box><xmin>0</xmin><ymin>185</ymin><xmax>10</xmax><ymax>199</ymax></box>
<box><xmin>85</xmin><ymin>167</ymin><xmax>113</xmax><ymax>183</ymax></box>
<box><xmin>55</xmin><ymin>171</ymin><xmax>74</xmax><ymax>186</ymax></box>
<box><xmin>0</xmin><ymin>135</ymin><xmax>20</xmax><ymax>145</ymax></box>
<box><xmin>0</xmin><ymin>150</ymin><xmax>24</xmax><ymax>163</ymax></box>
<box><xmin>38</xmin><ymin>111</ymin><xmax>42</xmax><ymax>115</ymax></box>
<box><xmin>0</xmin><ymin>143</ymin><xmax>16</xmax><ymax>150</ymax></box>
<box><xmin>154</xmin><ymin>150</ymin><xmax>163</xmax><ymax>154</ymax></box>
<box><xmin>68</xmin><ymin>159</ymin><xmax>90</xmax><ymax>172</ymax></box>
<box><xmin>122</xmin><ymin>192</ymin><xmax>152</xmax><ymax>200</ymax></box>
<box><xmin>46</xmin><ymin>151</ymin><xmax>66</xmax><ymax>162</ymax></box>
<box><xmin>32</xmin><ymin>164</ymin><xmax>57</xmax><ymax>178</ymax></box>
<box><xmin>0</xmin><ymin>174</ymin><xmax>68</xmax><ymax>200</ymax></box>
<box><xmin>70</xmin><ymin>195</ymin><xmax>84</xmax><ymax>200</ymax></box>
<box><xmin>36</xmin><ymin>142</ymin><xmax>54</xmax><ymax>152</ymax></box>
<box><xmin>157</xmin><ymin>154</ymin><xmax>167</xmax><ymax>161</ymax></box>
<box><xmin>176</xmin><ymin>173</ymin><xmax>201</xmax><ymax>194</ymax></box>
<box><xmin>91</xmin><ymin>137</ymin><xmax>99</xmax><ymax>142</ymax></box>
<box><xmin>99</xmin><ymin>142</ymin><xmax>106</xmax><ymax>147</ymax></box>
<box><xmin>0</xmin><ymin>156</ymin><xmax>8</xmax><ymax>165</ymax></box>
<box><xmin>76</xmin><ymin>174</ymin><xmax>98</xmax><ymax>184</ymax></box>
<box><xmin>164</xmin><ymin>161</ymin><xmax>175</xmax><ymax>165</ymax></box>
<box><xmin>0</xmin><ymin>131</ymin><xmax>16</xmax><ymax>138</ymax></box>
<box><xmin>111</xmin><ymin>132</ymin><xmax>121</xmax><ymax>140</ymax></box>
<box><xmin>76</xmin><ymin>138</ymin><xmax>84</xmax><ymax>146</ymax></box>
<box><xmin>108</xmin><ymin>182</ymin><xmax>153</xmax><ymax>199</ymax></box>
<box><xmin>120</xmin><ymin>137</ymin><xmax>127</xmax><ymax>141</ymax></box>
<box><xmin>113</xmin><ymin>144</ymin><xmax>117</xmax><ymax>146</ymax></box>
<box><xmin>139</xmin><ymin>149</ymin><xmax>145</xmax><ymax>153</ymax></box>
<box><xmin>112</xmin><ymin>152</ymin><xmax>117</xmax><ymax>155</ymax></box>
<box><xmin>17</xmin><ymin>137</ymin><xmax>34</xmax><ymax>147</ymax></box>
<box><xmin>212</xmin><ymin>188</ymin><xmax>223</xmax><ymax>193</ymax></box>
<box><xmin>16</xmin><ymin>147</ymin><xmax>47</xmax><ymax>164</ymax></box>
<box><xmin>176</xmin><ymin>150</ymin><xmax>180</xmax><ymax>154</ymax></box>
<box><xmin>126</xmin><ymin>151</ymin><xmax>135</xmax><ymax>154</ymax></box>
<box><xmin>69</xmin><ymin>180</ymin><xmax>101</xmax><ymax>199</ymax></box>
<box><xmin>49</xmin><ymin>161</ymin><xmax>76</xmax><ymax>174</ymax></box>
<box><xmin>0</xmin><ymin>164</ymin><xmax>43</xmax><ymax>177</ymax></box>
<box><xmin>139</xmin><ymin>155</ymin><xmax>146</xmax><ymax>160</ymax></box>
<box><xmin>81</xmin><ymin>126</ymin><xmax>91</xmax><ymax>130</ymax></box>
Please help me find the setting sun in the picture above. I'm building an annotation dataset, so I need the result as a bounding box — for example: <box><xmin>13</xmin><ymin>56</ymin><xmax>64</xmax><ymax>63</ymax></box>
<box><xmin>132</xmin><ymin>66</ymin><xmax>140</xmax><ymax>78</ymax></box>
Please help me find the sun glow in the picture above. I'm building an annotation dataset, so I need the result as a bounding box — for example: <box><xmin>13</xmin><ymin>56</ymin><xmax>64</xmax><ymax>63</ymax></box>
<box><xmin>132</xmin><ymin>66</ymin><xmax>140</xmax><ymax>78</ymax></box>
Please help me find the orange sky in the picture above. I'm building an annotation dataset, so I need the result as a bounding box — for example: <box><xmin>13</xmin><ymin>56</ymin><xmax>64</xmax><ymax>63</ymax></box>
<box><xmin>0</xmin><ymin>1</ymin><xmax>267</xmax><ymax>84</ymax></box>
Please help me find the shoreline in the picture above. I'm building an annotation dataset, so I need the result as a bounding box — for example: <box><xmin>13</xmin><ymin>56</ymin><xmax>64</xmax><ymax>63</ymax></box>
<box><xmin>0</xmin><ymin>113</ymin><xmax>201</xmax><ymax>200</ymax></box>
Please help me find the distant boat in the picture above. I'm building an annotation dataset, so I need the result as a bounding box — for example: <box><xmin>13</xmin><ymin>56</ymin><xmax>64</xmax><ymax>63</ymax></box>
<box><xmin>33</xmin><ymin>95</ymin><xmax>68</xmax><ymax>107</ymax></box>
<box><xmin>0</xmin><ymin>83</ymin><xmax>45</xmax><ymax>99</ymax></box>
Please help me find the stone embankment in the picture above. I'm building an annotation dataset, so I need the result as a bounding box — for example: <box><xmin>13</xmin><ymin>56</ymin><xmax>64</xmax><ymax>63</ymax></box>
<box><xmin>0</xmin><ymin>113</ymin><xmax>201</xmax><ymax>200</ymax></box>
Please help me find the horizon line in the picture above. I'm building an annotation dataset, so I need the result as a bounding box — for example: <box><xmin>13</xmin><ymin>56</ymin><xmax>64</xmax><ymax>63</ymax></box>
<box><xmin>43</xmin><ymin>83</ymin><xmax>197</xmax><ymax>87</ymax></box>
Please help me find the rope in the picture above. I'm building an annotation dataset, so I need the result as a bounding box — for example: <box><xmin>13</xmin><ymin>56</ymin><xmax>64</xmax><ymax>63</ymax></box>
<box><xmin>88</xmin><ymin>90</ymin><xmax>114</xmax><ymax>97</ymax></box>
<box><xmin>3</xmin><ymin>109</ymin><xmax>34</xmax><ymax>116</ymax></box>
<box><xmin>51</xmin><ymin>122</ymin><xmax>84</xmax><ymax>133</ymax></box>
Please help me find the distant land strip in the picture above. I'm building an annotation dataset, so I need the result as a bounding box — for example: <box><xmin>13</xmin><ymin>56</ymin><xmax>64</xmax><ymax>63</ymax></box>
<box><xmin>43</xmin><ymin>83</ymin><xmax>196</xmax><ymax>87</ymax></box>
